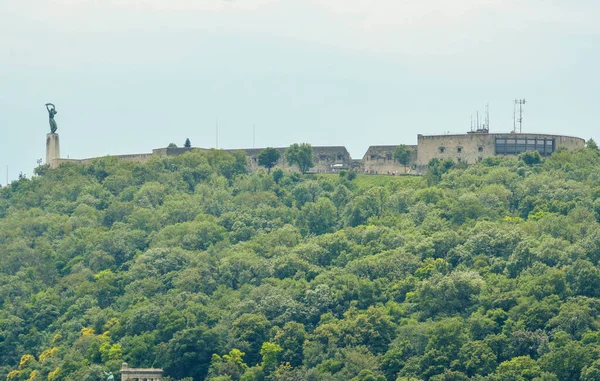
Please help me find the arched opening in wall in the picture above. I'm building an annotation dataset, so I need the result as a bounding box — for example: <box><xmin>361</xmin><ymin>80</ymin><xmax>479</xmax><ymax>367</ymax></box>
<box><xmin>439</xmin><ymin>147</ymin><xmax>445</xmax><ymax>154</ymax></box>
<box><xmin>478</xmin><ymin>146</ymin><xmax>484</xmax><ymax>153</ymax></box>
<box><xmin>457</xmin><ymin>146</ymin><xmax>463</xmax><ymax>153</ymax></box>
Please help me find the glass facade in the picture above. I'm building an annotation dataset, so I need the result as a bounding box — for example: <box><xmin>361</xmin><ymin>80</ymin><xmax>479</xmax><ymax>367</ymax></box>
<box><xmin>495</xmin><ymin>137</ymin><xmax>555</xmax><ymax>156</ymax></box>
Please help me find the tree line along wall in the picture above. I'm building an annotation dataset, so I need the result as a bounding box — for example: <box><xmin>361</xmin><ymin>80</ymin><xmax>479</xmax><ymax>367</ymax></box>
<box><xmin>47</xmin><ymin>133</ymin><xmax>586</xmax><ymax>174</ymax></box>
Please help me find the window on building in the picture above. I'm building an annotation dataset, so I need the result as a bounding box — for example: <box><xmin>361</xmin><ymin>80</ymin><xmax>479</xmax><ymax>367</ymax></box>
<box><xmin>495</xmin><ymin>138</ymin><xmax>555</xmax><ymax>156</ymax></box>
<box><xmin>439</xmin><ymin>147</ymin><xmax>445</xmax><ymax>154</ymax></box>
<box><xmin>478</xmin><ymin>146</ymin><xmax>484</xmax><ymax>153</ymax></box>
<box><xmin>386</xmin><ymin>154</ymin><xmax>393</xmax><ymax>160</ymax></box>
<box><xmin>457</xmin><ymin>147</ymin><xmax>463</xmax><ymax>153</ymax></box>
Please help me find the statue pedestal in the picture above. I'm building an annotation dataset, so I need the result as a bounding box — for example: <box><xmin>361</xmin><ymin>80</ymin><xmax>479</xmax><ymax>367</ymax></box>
<box><xmin>46</xmin><ymin>133</ymin><xmax>60</xmax><ymax>167</ymax></box>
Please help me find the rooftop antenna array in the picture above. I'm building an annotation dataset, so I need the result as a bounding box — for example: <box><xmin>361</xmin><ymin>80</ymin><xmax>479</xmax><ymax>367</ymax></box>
<box><xmin>468</xmin><ymin>104</ymin><xmax>490</xmax><ymax>133</ymax></box>
<box><xmin>514</xmin><ymin>99</ymin><xmax>526</xmax><ymax>133</ymax></box>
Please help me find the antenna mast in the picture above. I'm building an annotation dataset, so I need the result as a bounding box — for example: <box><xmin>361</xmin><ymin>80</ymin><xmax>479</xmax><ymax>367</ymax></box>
<box><xmin>216</xmin><ymin>118</ymin><xmax>219</xmax><ymax>149</ymax></box>
<box><xmin>515</xmin><ymin>99</ymin><xmax>526</xmax><ymax>133</ymax></box>
<box><xmin>485</xmin><ymin>103</ymin><xmax>490</xmax><ymax>131</ymax></box>
<box><xmin>513</xmin><ymin>101</ymin><xmax>516</xmax><ymax>133</ymax></box>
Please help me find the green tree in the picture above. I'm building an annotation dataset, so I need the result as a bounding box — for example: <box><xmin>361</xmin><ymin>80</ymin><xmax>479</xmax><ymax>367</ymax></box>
<box><xmin>394</xmin><ymin>145</ymin><xmax>412</xmax><ymax>173</ymax></box>
<box><xmin>489</xmin><ymin>356</ymin><xmax>544</xmax><ymax>380</ymax></box>
<box><xmin>258</xmin><ymin>147</ymin><xmax>281</xmax><ymax>173</ymax></box>
<box><xmin>520</xmin><ymin>150</ymin><xmax>542</xmax><ymax>165</ymax></box>
<box><xmin>286</xmin><ymin>143</ymin><xmax>314</xmax><ymax>174</ymax></box>
<box><xmin>207</xmin><ymin>349</ymin><xmax>249</xmax><ymax>381</ymax></box>
<box><xmin>260</xmin><ymin>342</ymin><xmax>283</xmax><ymax>373</ymax></box>
<box><xmin>297</xmin><ymin>198</ymin><xmax>337</xmax><ymax>235</ymax></box>
<box><xmin>184</xmin><ymin>138</ymin><xmax>192</xmax><ymax>148</ymax></box>
<box><xmin>457</xmin><ymin>340</ymin><xmax>497</xmax><ymax>376</ymax></box>
<box><xmin>586</xmin><ymin>138</ymin><xmax>599</xmax><ymax>153</ymax></box>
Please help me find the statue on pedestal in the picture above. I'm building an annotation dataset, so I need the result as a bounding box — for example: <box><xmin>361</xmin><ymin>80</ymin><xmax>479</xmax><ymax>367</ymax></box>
<box><xmin>45</xmin><ymin>103</ymin><xmax>58</xmax><ymax>133</ymax></box>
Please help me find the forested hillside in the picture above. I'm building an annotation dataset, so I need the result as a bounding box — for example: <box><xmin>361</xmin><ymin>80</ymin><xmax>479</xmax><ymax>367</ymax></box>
<box><xmin>3</xmin><ymin>145</ymin><xmax>600</xmax><ymax>381</ymax></box>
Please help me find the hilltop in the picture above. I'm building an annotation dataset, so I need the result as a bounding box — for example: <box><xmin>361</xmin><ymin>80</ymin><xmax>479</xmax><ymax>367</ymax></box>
<box><xmin>2</xmin><ymin>146</ymin><xmax>600</xmax><ymax>380</ymax></box>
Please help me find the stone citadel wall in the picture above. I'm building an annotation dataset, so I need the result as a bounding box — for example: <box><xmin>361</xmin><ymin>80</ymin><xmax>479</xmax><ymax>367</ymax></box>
<box><xmin>47</xmin><ymin>132</ymin><xmax>587</xmax><ymax>174</ymax></box>
<box><xmin>362</xmin><ymin>145</ymin><xmax>418</xmax><ymax>174</ymax></box>
<box><xmin>415</xmin><ymin>133</ymin><xmax>585</xmax><ymax>166</ymax></box>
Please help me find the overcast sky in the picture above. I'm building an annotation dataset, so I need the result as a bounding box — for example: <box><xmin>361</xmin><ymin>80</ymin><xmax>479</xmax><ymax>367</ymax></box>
<box><xmin>1</xmin><ymin>0</ymin><xmax>599</xmax><ymax>182</ymax></box>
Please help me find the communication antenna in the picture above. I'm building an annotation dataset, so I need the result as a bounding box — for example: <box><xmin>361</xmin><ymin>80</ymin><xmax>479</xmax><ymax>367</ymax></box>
<box><xmin>216</xmin><ymin>118</ymin><xmax>219</xmax><ymax>149</ymax></box>
<box><xmin>515</xmin><ymin>99</ymin><xmax>526</xmax><ymax>133</ymax></box>
<box><xmin>470</xmin><ymin>114</ymin><xmax>473</xmax><ymax>132</ymax></box>
<box><xmin>513</xmin><ymin>102</ymin><xmax>516</xmax><ymax>133</ymax></box>
<box><xmin>485</xmin><ymin>103</ymin><xmax>490</xmax><ymax>131</ymax></box>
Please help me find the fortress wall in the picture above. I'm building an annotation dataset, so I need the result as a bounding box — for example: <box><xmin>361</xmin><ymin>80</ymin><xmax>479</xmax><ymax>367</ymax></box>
<box><xmin>234</xmin><ymin>146</ymin><xmax>352</xmax><ymax>173</ymax></box>
<box><xmin>417</xmin><ymin>133</ymin><xmax>495</xmax><ymax>166</ymax></box>
<box><xmin>53</xmin><ymin>153</ymin><xmax>154</xmax><ymax>167</ymax></box>
<box><xmin>416</xmin><ymin>133</ymin><xmax>586</xmax><ymax>166</ymax></box>
<box><xmin>152</xmin><ymin>147</ymin><xmax>210</xmax><ymax>156</ymax></box>
<box><xmin>312</xmin><ymin>146</ymin><xmax>352</xmax><ymax>173</ymax></box>
<box><xmin>362</xmin><ymin>145</ymin><xmax>418</xmax><ymax>174</ymax></box>
<box><xmin>48</xmin><ymin>133</ymin><xmax>586</xmax><ymax>175</ymax></box>
<box><xmin>552</xmin><ymin>135</ymin><xmax>586</xmax><ymax>151</ymax></box>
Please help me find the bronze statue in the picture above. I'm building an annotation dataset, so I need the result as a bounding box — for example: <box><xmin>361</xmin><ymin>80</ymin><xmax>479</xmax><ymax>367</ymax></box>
<box><xmin>45</xmin><ymin>103</ymin><xmax>58</xmax><ymax>133</ymax></box>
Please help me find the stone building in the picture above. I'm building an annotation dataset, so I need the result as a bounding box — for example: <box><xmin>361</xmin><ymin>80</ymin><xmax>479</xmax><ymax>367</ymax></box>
<box><xmin>361</xmin><ymin>145</ymin><xmax>418</xmax><ymax>174</ymax></box>
<box><xmin>120</xmin><ymin>362</ymin><xmax>163</xmax><ymax>380</ymax></box>
<box><xmin>414</xmin><ymin>132</ymin><xmax>585</xmax><ymax>168</ymax></box>
<box><xmin>230</xmin><ymin>146</ymin><xmax>352</xmax><ymax>173</ymax></box>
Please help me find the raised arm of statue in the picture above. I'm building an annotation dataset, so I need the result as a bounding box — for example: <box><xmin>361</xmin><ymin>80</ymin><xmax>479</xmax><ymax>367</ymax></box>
<box><xmin>45</xmin><ymin>103</ymin><xmax>58</xmax><ymax>133</ymax></box>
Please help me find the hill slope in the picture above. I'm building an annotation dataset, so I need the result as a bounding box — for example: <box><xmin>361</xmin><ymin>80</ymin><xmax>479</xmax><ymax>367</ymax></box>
<box><xmin>2</xmin><ymin>147</ymin><xmax>600</xmax><ymax>381</ymax></box>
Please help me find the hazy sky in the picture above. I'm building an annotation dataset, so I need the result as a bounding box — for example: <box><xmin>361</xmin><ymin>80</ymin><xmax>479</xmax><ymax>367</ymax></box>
<box><xmin>1</xmin><ymin>0</ymin><xmax>599</xmax><ymax>182</ymax></box>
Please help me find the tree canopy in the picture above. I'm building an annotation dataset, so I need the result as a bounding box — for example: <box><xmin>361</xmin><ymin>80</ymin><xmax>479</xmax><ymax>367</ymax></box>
<box><xmin>286</xmin><ymin>143</ymin><xmax>314</xmax><ymax>174</ymax></box>
<box><xmin>257</xmin><ymin>147</ymin><xmax>281</xmax><ymax>173</ymax></box>
<box><xmin>1</xmin><ymin>144</ymin><xmax>600</xmax><ymax>380</ymax></box>
<box><xmin>394</xmin><ymin>145</ymin><xmax>412</xmax><ymax>172</ymax></box>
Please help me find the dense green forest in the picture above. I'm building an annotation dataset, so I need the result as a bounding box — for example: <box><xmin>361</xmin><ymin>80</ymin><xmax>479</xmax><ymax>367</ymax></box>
<box><xmin>3</xmin><ymin>144</ymin><xmax>600</xmax><ymax>381</ymax></box>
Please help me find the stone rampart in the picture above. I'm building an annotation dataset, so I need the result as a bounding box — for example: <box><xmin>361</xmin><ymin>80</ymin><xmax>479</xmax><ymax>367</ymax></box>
<box><xmin>362</xmin><ymin>145</ymin><xmax>418</xmax><ymax>174</ymax></box>
<box><xmin>416</xmin><ymin>133</ymin><xmax>585</xmax><ymax>166</ymax></box>
<box><xmin>46</xmin><ymin>132</ymin><xmax>586</xmax><ymax>175</ymax></box>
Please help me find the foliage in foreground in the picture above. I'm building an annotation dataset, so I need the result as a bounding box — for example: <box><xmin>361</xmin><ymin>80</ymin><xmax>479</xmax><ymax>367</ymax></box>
<box><xmin>2</xmin><ymin>146</ymin><xmax>600</xmax><ymax>380</ymax></box>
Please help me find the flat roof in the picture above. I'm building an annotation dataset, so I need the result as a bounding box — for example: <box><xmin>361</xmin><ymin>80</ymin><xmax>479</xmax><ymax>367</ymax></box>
<box><xmin>418</xmin><ymin>132</ymin><xmax>585</xmax><ymax>141</ymax></box>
